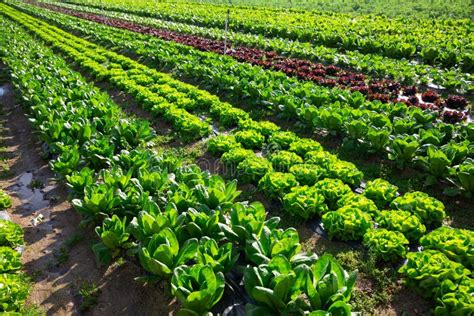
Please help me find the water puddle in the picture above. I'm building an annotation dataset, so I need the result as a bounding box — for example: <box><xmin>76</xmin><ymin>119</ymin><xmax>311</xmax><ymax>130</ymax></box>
<box><xmin>10</xmin><ymin>172</ymin><xmax>51</xmax><ymax>228</ymax></box>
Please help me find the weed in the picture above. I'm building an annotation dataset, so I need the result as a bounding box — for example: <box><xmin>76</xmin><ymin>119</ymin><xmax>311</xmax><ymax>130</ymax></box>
<box><xmin>78</xmin><ymin>282</ymin><xmax>101</xmax><ymax>311</ymax></box>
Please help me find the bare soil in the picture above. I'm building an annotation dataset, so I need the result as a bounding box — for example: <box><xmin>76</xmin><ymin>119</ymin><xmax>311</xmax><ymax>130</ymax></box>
<box><xmin>0</xmin><ymin>74</ymin><xmax>176</xmax><ymax>315</ymax></box>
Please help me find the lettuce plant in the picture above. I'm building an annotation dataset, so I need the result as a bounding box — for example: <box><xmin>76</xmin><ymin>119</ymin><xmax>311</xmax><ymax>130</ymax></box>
<box><xmin>234</xmin><ymin>130</ymin><xmax>265</xmax><ymax>149</ymax></box>
<box><xmin>219</xmin><ymin>202</ymin><xmax>269</xmax><ymax>246</ymax></box>
<box><xmin>363</xmin><ymin>178</ymin><xmax>398</xmax><ymax>209</ymax></box>
<box><xmin>258</xmin><ymin>172</ymin><xmax>298</xmax><ymax>199</ymax></box>
<box><xmin>237</xmin><ymin>157</ymin><xmax>273</xmax><ymax>184</ymax></box>
<box><xmin>171</xmin><ymin>264</ymin><xmax>225</xmax><ymax>315</ymax></box>
<box><xmin>0</xmin><ymin>190</ymin><xmax>12</xmax><ymax>210</ymax></box>
<box><xmin>288</xmin><ymin>139</ymin><xmax>322</xmax><ymax>157</ymax></box>
<box><xmin>387</xmin><ymin>135</ymin><xmax>420</xmax><ymax>168</ymax></box>
<box><xmin>138</xmin><ymin>228</ymin><xmax>198</xmax><ymax>278</ymax></box>
<box><xmin>0</xmin><ymin>220</ymin><xmax>23</xmax><ymax>247</ymax></box>
<box><xmin>328</xmin><ymin>160</ymin><xmax>363</xmax><ymax>187</ymax></box>
<box><xmin>337</xmin><ymin>193</ymin><xmax>378</xmax><ymax>217</ymax></box>
<box><xmin>314</xmin><ymin>178</ymin><xmax>352</xmax><ymax>210</ymax></box>
<box><xmin>207</xmin><ymin>135</ymin><xmax>241</xmax><ymax>156</ymax></box>
<box><xmin>282</xmin><ymin>186</ymin><xmax>328</xmax><ymax>219</ymax></box>
<box><xmin>221</xmin><ymin>147</ymin><xmax>255</xmax><ymax>167</ymax></box>
<box><xmin>128</xmin><ymin>208</ymin><xmax>185</xmax><ymax>243</ymax></box>
<box><xmin>92</xmin><ymin>215</ymin><xmax>131</xmax><ymax>265</ymax></box>
<box><xmin>268</xmin><ymin>131</ymin><xmax>297</xmax><ymax>149</ymax></box>
<box><xmin>72</xmin><ymin>184</ymin><xmax>117</xmax><ymax>223</ymax></box>
<box><xmin>376</xmin><ymin>210</ymin><xmax>426</xmax><ymax>242</ymax></box>
<box><xmin>398</xmin><ymin>250</ymin><xmax>470</xmax><ymax>299</ymax></box>
<box><xmin>0</xmin><ymin>247</ymin><xmax>22</xmax><ymax>273</ymax></box>
<box><xmin>420</xmin><ymin>227</ymin><xmax>474</xmax><ymax>269</ymax></box>
<box><xmin>305</xmin><ymin>151</ymin><xmax>338</xmax><ymax>169</ymax></box>
<box><xmin>322</xmin><ymin>206</ymin><xmax>373</xmax><ymax>241</ymax></box>
<box><xmin>0</xmin><ymin>273</ymin><xmax>30</xmax><ymax>312</ymax></box>
<box><xmin>390</xmin><ymin>191</ymin><xmax>446</xmax><ymax>227</ymax></box>
<box><xmin>196</xmin><ymin>237</ymin><xmax>239</xmax><ymax>273</ymax></box>
<box><xmin>270</xmin><ymin>150</ymin><xmax>303</xmax><ymax>172</ymax></box>
<box><xmin>289</xmin><ymin>164</ymin><xmax>326</xmax><ymax>186</ymax></box>
<box><xmin>243</xmin><ymin>255</ymin><xmax>303</xmax><ymax>315</ymax></box>
<box><xmin>435</xmin><ymin>277</ymin><xmax>474</xmax><ymax>316</ymax></box>
<box><xmin>65</xmin><ymin>167</ymin><xmax>95</xmax><ymax>197</ymax></box>
<box><xmin>245</xmin><ymin>227</ymin><xmax>302</xmax><ymax>266</ymax></box>
<box><xmin>363</xmin><ymin>229</ymin><xmax>409</xmax><ymax>262</ymax></box>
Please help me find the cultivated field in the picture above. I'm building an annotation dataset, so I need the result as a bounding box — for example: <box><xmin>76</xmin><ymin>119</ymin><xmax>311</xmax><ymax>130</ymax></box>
<box><xmin>0</xmin><ymin>0</ymin><xmax>472</xmax><ymax>315</ymax></box>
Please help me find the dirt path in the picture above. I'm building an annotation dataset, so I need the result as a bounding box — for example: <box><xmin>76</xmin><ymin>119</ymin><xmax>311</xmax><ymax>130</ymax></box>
<box><xmin>0</xmin><ymin>65</ymin><xmax>175</xmax><ymax>315</ymax></box>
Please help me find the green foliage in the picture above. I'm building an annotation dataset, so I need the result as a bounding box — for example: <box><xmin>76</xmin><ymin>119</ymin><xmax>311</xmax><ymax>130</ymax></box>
<box><xmin>0</xmin><ymin>190</ymin><xmax>12</xmax><ymax>210</ymax></box>
<box><xmin>362</xmin><ymin>229</ymin><xmax>408</xmax><ymax>262</ymax></box>
<box><xmin>237</xmin><ymin>157</ymin><xmax>273</xmax><ymax>184</ymax></box>
<box><xmin>420</xmin><ymin>227</ymin><xmax>474</xmax><ymax>269</ymax></box>
<box><xmin>322</xmin><ymin>206</ymin><xmax>373</xmax><ymax>241</ymax></box>
<box><xmin>207</xmin><ymin>135</ymin><xmax>240</xmax><ymax>156</ymax></box>
<box><xmin>363</xmin><ymin>178</ymin><xmax>398</xmax><ymax>209</ymax></box>
<box><xmin>270</xmin><ymin>151</ymin><xmax>303</xmax><ymax>172</ymax></box>
<box><xmin>196</xmin><ymin>237</ymin><xmax>239</xmax><ymax>273</ymax></box>
<box><xmin>245</xmin><ymin>226</ymin><xmax>304</xmax><ymax>266</ymax></box>
<box><xmin>171</xmin><ymin>264</ymin><xmax>225</xmax><ymax>315</ymax></box>
<box><xmin>328</xmin><ymin>160</ymin><xmax>363</xmax><ymax>187</ymax></box>
<box><xmin>0</xmin><ymin>273</ymin><xmax>30</xmax><ymax>312</ymax></box>
<box><xmin>0</xmin><ymin>220</ymin><xmax>23</xmax><ymax>247</ymax></box>
<box><xmin>92</xmin><ymin>215</ymin><xmax>131</xmax><ymax>265</ymax></box>
<box><xmin>138</xmin><ymin>228</ymin><xmax>198</xmax><ymax>278</ymax></box>
<box><xmin>0</xmin><ymin>247</ymin><xmax>22</xmax><ymax>273</ymax></box>
<box><xmin>221</xmin><ymin>147</ymin><xmax>255</xmax><ymax>166</ymax></box>
<box><xmin>288</xmin><ymin>139</ymin><xmax>322</xmax><ymax>157</ymax></box>
<box><xmin>376</xmin><ymin>210</ymin><xmax>426</xmax><ymax>242</ymax></box>
<box><xmin>268</xmin><ymin>131</ymin><xmax>297</xmax><ymax>150</ymax></box>
<box><xmin>390</xmin><ymin>191</ymin><xmax>446</xmax><ymax>227</ymax></box>
<box><xmin>258</xmin><ymin>172</ymin><xmax>298</xmax><ymax>199</ymax></box>
<box><xmin>282</xmin><ymin>186</ymin><xmax>328</xmax><ymax>219</ymax></box>
<box><xmin>234</xmin><ymin>130</ymin><xmax>265</xmax><ymax>149</ymax></box>
<box><xmin>398</xmin><ymin>250</ymin><xmax>470</xmax><ymax>299</ymax></box>
<box><xmin>336</xmin><ymin>193</ymin><xmax>378</xmax><ymax>217</ymax></box>
<box><xmin>314</xmin><ymin>178</ymin><xmax>352</xmax><ymax>210</ymax></box>
<box><xmin>289</xmin><ymin>164</ymin><xmax>325</xmax><ymax>186</ymax></box>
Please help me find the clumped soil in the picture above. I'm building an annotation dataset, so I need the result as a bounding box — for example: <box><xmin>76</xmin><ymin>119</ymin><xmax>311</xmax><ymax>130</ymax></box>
<box><xmin>0</xmin><ymin>73</ymin><xmax>176</xmax><ymax>315</ymax></box>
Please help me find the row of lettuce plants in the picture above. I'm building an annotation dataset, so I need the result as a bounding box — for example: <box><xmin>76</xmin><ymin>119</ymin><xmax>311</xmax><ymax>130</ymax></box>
<box><xmin>0</xmin><ymin>13</ymin><xmax>359</xmax><ymax>315</ymax></box>
<box><xmin>0</xmin><ymin>189</ymin><xmax>30</xmax><ymax>312</ymax></box>
<box><xmin>36</xmin><ymin>0</ymin><xmax>473</xmax><ymax>92</ymax></box>
<box><xmin>9</xmin><ymin>1</ymin><xmax>474</xmax><ymax>194</ymax></box>
<box><xmin>60</xmin><ymin>0</ymin><xmax>473</xmax><ymax>70</ymax></box>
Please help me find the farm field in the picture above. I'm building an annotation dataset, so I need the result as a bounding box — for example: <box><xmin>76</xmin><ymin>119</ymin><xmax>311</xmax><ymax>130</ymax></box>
<box><xmin>0</xmin><ymin>0</ymin><xmax>472</xmax><ymax>315</ymax></box>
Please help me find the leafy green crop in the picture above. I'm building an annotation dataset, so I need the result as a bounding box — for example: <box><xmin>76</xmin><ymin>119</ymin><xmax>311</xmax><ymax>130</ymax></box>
<box><xmin>270</xmin><ymin>151</ymin><xmax>303</xmax><ymax>172</ymax></box>
<box><xmin>420</xmin><ymin>227</ymin><xmax>474</xmax><ymax>269</ymax></box>
<box><xmin>363</xmin><ymin>229</ymin><xmax>409</xmax><ymax>262</ymax></box>
<box><xmin>196</xmin><ymin>237</ymin><xmax>239</xmax><ymax>273</ymax></box>
<box><xmin>207</xmin><ymin>135</ymin><xmax>241</xmax><ymax>156</ymax></box>
<box><xmin>328</xmin><ymin>160</ymin><xmax>363</xmax><ymax>187</ymax></box>
<box><xmin>282</xmin><ymin>186</ymin><xmax>328</xmax><ymax>219</ymax></box>
<box><xmin>0</xmin><ymin>248</ymin><xmax>22</xmax><ymax>273</ymax></box>
<box><xmin>337</xmin><ymin>193</ymin><xmax>378</xmax><ymax>217</ymax></box>
<box><xmin>258</xmin><ymin>172</ymin><xmax>299</xmax><ymax>199</ymax></box>
<box><xmin>237</xmin><ymin>157</ymin><xmax>273</xmax><ymax>184</ymax></box>
<box><xmin>398</xmin><ymin>250</ymin><xmax>470</xmax><ymax>299</ymax></box>
<box><xmin>390</xmin><ymin>191</ymin><xmax>446</xmax><ymax>227</ymax></box>
<box><xmin>171</xmin><ymin>264</ymin><xmax>225</xmax><ymax>315</ymax></box>
<box><xmin>138</xmin><ymin>228</ymin><xmax>198</xmax><ymax>278</ymax></box>
<box><xmin>0</xmin><ymin>190</ymin><xmax>12</xmax><ymax>210</ymax></box>
<box><xmin>289</xmin><ymin>164</ymin><xmax>326</xmax><ymax>186</ymax></box>
<box><xmin>376</xmin><ymin>210</ymin><xmax>426</xmax><ymax>242</ymax></box>
<box><xmin>0</xmin><ymin>220</ymin><xmax>23</xmax><ymax>247</ymax></box>
<box><xmin>322</xmin><ymin>206</ymin><xmax>373</xmax><ymax>241</ymax></box>
<box><xmin>234</xmin><ymin>130</ymin><xmax>265</xmax><ymax>149</ymax></box>
<box><xmin>314</xmin><ymin>178</ymin><xmax>352</xmax><ymax>210</ymax></box>
<box><xmin>0</xmin><ymin>273</ymin><xmax>30</xmax><ymax>312</ymax></box>
<box><xmin>363</xmin><ymin>178</ymin><xmax>398</xmax><ymax>209</ymax></box>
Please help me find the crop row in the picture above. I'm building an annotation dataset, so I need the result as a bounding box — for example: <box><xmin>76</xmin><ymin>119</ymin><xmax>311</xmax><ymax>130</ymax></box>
<box><xmin>0</xmin><ymin>12</ymin><xmax>360</xmax><ymax>315</ymax></box>
<box><xmin>38</xmin><ymin>0</ymin><xmax>473</xmax><ymax>92</ymax></box>
<box><xmin>0</xmin><ymin>190</ymin><xmax>30</xmax><ymax>313</ymax></box>
<box><xmin>2</xmin><ymin>6</ymin><xmax>472</xmax><ymax>314</ymax></box>
<box><xmin>12</xmin><ymin>1</ymin><xmax>474</xmax><ymax>193</ymax></box>
<box><xmin>0</xmin><ymin>1</ymin><xmax>461</xmax><ymax>256</ymax></box>
<box><xmin>62</xmin><ymin>0</ymin><xmax>473</xmax><ymax>70</ymax></box>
